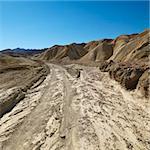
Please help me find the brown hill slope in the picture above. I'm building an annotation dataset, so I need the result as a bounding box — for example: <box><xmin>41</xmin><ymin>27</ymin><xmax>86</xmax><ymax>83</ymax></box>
<box><xmin>109</xmin><ymin>30</ymin><xmax>149</xmax><ymax>64</ymax></box>
<box><xmin>79</xmin><ymin>40</ymin><xmax>113</xmax><ymax>62</ymax></box>
<box><xmin>39</xmin><ymin>30</ymin><xmax>149</xmax><ymax>65</ymax></box>
<box><xmin>0</xmin><ymin>54</ymin><xmax>49</xmax><ymax>117</ymax></box>
<box><xmin>39</xmin><ymin>43</ymin><xmax>87</xmax><ymax>61</ymax></box>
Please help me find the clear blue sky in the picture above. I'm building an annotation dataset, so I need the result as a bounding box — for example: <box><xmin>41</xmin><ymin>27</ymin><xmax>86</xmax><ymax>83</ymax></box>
<box><xmin>0</xmin><ymin>1</ymin><xmax>149</xmax><ymax>50</ymax></box>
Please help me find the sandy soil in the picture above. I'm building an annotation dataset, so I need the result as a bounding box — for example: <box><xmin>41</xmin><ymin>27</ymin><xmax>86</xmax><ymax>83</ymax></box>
<box><xmin>0</xmin><ymin>63</ymin><xmax>150</xmax><ymax>150</ymax></box>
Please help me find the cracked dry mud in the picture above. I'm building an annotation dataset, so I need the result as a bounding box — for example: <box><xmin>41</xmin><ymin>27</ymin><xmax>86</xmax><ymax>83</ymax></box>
<box><xmin>0</xmin><ymin>63</ymin><xmax>150</xmax><ymax>150</ymax></box>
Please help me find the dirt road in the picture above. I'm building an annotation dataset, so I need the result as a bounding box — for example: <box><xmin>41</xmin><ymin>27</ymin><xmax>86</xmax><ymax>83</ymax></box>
<box><xmin>0</xmin><ymin>63</ymin><xmax>150</xmax><ymax>150</ymax></box>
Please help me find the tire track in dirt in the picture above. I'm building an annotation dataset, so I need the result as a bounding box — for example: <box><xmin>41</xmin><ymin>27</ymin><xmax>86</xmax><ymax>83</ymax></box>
<box><xmin>0</xmin><ymin>63</ymin><xmax>150</xmax><ymax>150</ymax></box>
<box><xmin>0</xmin><ymin>64</ymin><xmax>60</xmax><ymax>150</ymax></box>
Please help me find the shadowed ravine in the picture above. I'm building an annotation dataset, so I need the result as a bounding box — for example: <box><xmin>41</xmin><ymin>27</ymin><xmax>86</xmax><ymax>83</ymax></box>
<box><xmin>0</xmin><ymin>63</ymin><xmax>149</xmax><ymax>150</ymax></box>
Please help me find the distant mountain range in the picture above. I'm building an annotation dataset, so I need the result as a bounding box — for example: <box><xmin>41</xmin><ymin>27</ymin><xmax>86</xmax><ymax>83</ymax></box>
<box><xmin>0</xmin><ymin>48</ymin><xmax>47</xmax><ymax>57</ymax></box>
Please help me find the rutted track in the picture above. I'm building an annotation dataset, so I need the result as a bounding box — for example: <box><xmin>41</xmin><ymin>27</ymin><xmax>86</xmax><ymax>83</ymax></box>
<box><xmin>0</xmin><ymin>63</ymin><xmax>150</xmax><ymax>150</ymax></box>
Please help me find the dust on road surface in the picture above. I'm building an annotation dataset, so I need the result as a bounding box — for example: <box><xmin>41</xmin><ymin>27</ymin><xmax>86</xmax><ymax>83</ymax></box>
<box><xmin>0</xmin><ymin>63</ymin><xmax>150</xmax><ymax>150</ymax></box>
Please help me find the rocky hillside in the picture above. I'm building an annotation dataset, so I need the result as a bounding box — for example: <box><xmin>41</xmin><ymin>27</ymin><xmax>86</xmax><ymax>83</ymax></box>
<box><xmin>38</xmin><ymin>30</ymin><xmax>149</xmax><ymax>65</ymax></box>
<box><xmin>38</xmin><ymin>29</ymin><xmax>149</xmax><ymax>97</ymax></box>
<box><xmin>108</xmin><ymin>30</ymin><xmax>149</xmax><ymax>64</ymax></box>
<box><xmin>38</xmin><ymin>43</ymin><xmax>87</xmax><ymax>61</ymax></box>
<box><xmin>0</xmin><ymin>55</ymin><xmax>49</xmax><ymax>118</ymax></box>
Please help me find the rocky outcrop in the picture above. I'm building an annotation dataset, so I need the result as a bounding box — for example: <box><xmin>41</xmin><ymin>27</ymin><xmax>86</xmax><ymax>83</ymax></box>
<box><xmin>0</xmin><ymin>88</ymin><xmax>25</xmax><ymax>118</ymax></box>
<box><xmin>98</xmin><ymin>30</ymin><xmax>149</xmax><ymax>97</ymax></box>
<box><xmin>0</xmin><ymin>56</ymin><xmax>49</xmax><ymax>117</ymax></box>
<box><xmin>137</xmin><ymin>70</ymin><xmax>149</xmax><ymax>98</ymax></box>
<box><xmin>100</xmin><ymin>61</ymin><xmax>149</xmax><ymax>97</ymax></box>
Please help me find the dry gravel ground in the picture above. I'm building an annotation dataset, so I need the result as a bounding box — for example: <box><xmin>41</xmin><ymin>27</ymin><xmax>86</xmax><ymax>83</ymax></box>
<box><xmin>0</xmin><ymin>63</ymin><xmax>150</xmax><ymax>150</ymax></box>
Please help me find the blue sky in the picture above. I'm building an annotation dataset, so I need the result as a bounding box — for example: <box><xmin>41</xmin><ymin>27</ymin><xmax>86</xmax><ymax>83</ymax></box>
<box><xmin>0</xmin><ymin>1</ymin><xmax>149</xmax><ymax>50</ymax></box>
